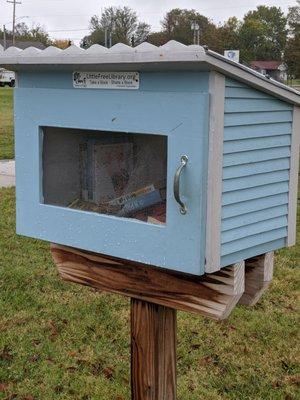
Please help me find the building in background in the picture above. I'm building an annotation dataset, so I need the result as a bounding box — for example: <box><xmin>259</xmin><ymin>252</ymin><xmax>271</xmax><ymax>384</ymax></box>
<box><xmin>250</xmin><ymin>61</ymin><xmax>287</xmax><ymax>82</ymax></box>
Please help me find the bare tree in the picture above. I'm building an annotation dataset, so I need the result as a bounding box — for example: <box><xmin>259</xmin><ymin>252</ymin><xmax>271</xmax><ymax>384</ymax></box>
<box><xmin>81</xmin><ymin>6</ymin><xmax>150</xmax><ymax>47</ymax></box>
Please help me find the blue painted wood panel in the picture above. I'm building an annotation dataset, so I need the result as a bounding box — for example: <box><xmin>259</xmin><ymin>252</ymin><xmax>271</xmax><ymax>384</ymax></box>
<box><xmin>15</xmin><ymin>71</ymin><xmax>210</xmax><ymax>275</ymax></box>
<box><xmin>18</xmin><ymin>71</ymin><xmax>210</xmax><ymax>92</ymax></box>
<box><xmin>221</xmin><ymin>78</ymin><xmax>292</xmax><ymax>265</ymax></box>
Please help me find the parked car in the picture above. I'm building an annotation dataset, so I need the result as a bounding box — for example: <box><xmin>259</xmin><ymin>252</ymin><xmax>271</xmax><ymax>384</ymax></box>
<box><xmin>0</xmin><ymin>68</ymin><xmax>15</xmax><ymax>87</ymax></box>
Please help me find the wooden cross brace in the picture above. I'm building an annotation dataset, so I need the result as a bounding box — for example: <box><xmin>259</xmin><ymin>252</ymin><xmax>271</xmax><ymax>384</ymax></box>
<box><xmin>50</xmin><ymin>244</ymin><xmax>245</xmax><ymax>320</ymax></box>
<box><xmin>239</xmin><ymin>252</ymin><xmax>274</xmax><ymax>306</ymax></box>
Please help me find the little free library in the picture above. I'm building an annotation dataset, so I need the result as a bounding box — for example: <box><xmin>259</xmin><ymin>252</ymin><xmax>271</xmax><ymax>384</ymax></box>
<box><xmin>0</xmin><ymin>40</ymin><xmax>299</xmax><ymax>399</ymax></box>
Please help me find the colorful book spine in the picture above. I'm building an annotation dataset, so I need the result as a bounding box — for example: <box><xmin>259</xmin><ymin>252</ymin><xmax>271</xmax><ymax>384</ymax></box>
<box><xmin>120</xmin><ymin>190</ymin><xmax>162</xmax><ymax>217</ymax></box>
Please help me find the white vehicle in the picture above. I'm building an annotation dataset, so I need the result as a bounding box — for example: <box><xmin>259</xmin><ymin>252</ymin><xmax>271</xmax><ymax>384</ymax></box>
<box><xmin>0</xmin><ymin>68</ymin><xmax>15</xmax><ymax>87</ymax></box>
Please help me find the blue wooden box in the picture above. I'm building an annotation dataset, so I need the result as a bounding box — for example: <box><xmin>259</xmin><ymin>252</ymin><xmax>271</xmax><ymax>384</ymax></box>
<box><xmin>0</xmin><ymin>41</ymin><xmax>299</xmax><ymax>276</ymax></box>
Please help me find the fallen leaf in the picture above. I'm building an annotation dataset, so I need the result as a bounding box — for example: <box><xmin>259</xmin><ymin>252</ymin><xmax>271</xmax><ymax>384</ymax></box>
<box><xmin>0</xmin><ymin>346</ymin><xmax>13</xmax><ymax>361</ymax></box>
<box><xmin>199</xmin><ymin>356</ymin><xmax>213</xmax><ymax>366</ymax></box>
<box><xmin>90</xmin><ymin>358</ymin><xmax>104</xmax><ymax>375</ymax></box>
<box><xmin>103</xmin><ymin>366</ymin><xmax>114</xmax><ymax>380</ymax></box>
<box><xmin>0</xmin><ymin>383</ymin><xmax>8</xmax><ymax>392</ymax></box>
<box><xmin>48</xmin><ymin>320</ymin><xmax>59</xmax><ymax>338</ymax></box>
<box><xmin>122</xmin><ymin>377</ymin><xmax>129</xmax><ymax>385</ymax></box>
<box><xmin>188</xmin><ymin>380</ymin><xmax>196</xmax><ymax>392</ymax></box>
<box><xmin>284</xmin><ymin>374</ymin><xmax>300</xmax><ymax>385</ymax></box>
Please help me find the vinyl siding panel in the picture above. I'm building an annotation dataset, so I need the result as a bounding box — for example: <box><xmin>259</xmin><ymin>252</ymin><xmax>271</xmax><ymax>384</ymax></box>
<box><xmin>225</xmin><ymin>86</ymin><xmax>276</xmax><ymax>99</ymax></box>
<box><xmin>222</xmin><ymin>170</ymin><xmax>290</xmax><ymax>191</ymax></box>
<box><xmin>224</xmin><ymin>122</ymin><xmax>292</xmax><ymax>140</ymax></box>
<box><xmin>225</xmin><ymin>110</ymin><xmax>292</xmax><ymax>126</ymax></box>
<box><xmin>221</xmin><ymin>238</ymin><xmax>286</xmax><ymax>266</ymax></box>
<box><xmin>223</xmin><ymin>158</ymin><xmax>290</xmax><ymax>178</ymax></box>
<box><xmin>222</xmin><ymin>193</ymin><xmax>289</xmax><ymax>219</ymax></box>
<box><xmin>222</xmin><ymin>182</ymin><xmax>289</xmax><ymax>205</ymax></box>
<box><xmin>225</xmin><ymin>98</ymin><xmax>293</xmax><ymax>113</ymax></box>
<box><xmin>222</xmin><ymin>205</ymin><xmax>288</xmax><ymax>231</ymax></box>
<box><xmin>223</xmin><ymin>135</ymin><xmax>291</xmax><ymax>153</ymax></box>
<box><xmin>223</xmin><ymin>147</ymin><xmax>291</xmax><ymax>166</ymax></box>
<box><xmin>222</xmin><ymin>227</ymin><xmax>287</xmax><ymax>256</ymax></box>
<box><xmin>220</xmin><ymin>78</ymin><xmax>292</xmax><ymax>266</ymax></box>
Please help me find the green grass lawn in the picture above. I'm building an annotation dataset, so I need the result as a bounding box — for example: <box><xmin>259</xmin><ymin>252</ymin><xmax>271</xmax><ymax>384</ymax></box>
<box><xmin>291</xmin><ymin>79</ymin><xmax>300</xmax><ymax>86</ymax></box>
<box><xmin>0</xmin><ymin>187</ymin><xmax>299</xmax><ymax>400</ymax></box>
<box><xmin>0</xmin><ymin>88</ymin><xmax>14</xmax><ymax>159</ymax></box>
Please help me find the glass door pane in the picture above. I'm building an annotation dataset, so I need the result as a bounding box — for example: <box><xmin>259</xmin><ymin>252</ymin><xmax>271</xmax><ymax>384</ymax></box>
<box><xmin>43</xmin><ymin>127</ymin><xmax>167</xmax><ymax>225</ymax></box>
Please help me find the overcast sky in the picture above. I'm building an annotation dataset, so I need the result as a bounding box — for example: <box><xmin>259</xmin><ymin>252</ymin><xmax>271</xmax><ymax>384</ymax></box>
<box><xmin>0</xmin><ymin>0</ymin><xmax>297</xmax><ymax>44</ymax></box>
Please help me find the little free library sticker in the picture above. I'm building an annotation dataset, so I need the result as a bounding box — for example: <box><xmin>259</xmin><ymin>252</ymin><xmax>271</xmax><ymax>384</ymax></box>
<box><xmin>73</xmin><ymin>71</ymin><xmax>140</xmax><ymax>90</ymax></box>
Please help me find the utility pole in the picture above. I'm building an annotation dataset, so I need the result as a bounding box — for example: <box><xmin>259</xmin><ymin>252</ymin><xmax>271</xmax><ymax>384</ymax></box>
<box><xmin>104</xmin><ymin>28</ymin><xmax>108</xmax><ymax>48</ymax></box>
<box><xmin>109</xmin><ymin>31</ymin><xmax>112</xmax><ymax>48</ymax></box>
<box><xmin>191</xmin><ymin>21</ymin><xmax>200</xmax><ymax>45</ymax></box>
<box><xmin>3</xmin><ymin>25</ymin><xmax>7</xmax><ymax>49</ymax></box>
<box><xmin>7</xmin><ymin>0</ymin><xmax>22</xmax><ymax>46</ymax></box>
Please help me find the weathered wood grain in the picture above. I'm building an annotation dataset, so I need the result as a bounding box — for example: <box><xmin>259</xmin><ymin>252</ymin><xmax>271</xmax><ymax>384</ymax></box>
<box><xmin>239</xmin><ymin>252</ymin><xmax>274</xmax><ymax>306</ymax></box>
<box><xmin>51</xmin><ymin>243</ymin><xmax>245</xmax><ymax>320</ymax></box>
<box><xmin>131</xmin><ymin>299</ymin><xmax>176</xmax><ymax>400</ymax></box>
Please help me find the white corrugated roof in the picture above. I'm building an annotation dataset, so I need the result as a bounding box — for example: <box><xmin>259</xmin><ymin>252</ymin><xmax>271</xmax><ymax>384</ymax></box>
<box><xmin>0</xmin><ymin>40</ymin><xmax>299</xmax><ymax>105</ymax></box>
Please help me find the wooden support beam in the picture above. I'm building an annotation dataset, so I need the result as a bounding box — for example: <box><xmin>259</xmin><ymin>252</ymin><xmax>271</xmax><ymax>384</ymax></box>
<box><xmin>239</xmin><ymin>252</ymin><xmax>274</xmax><ymax>306</ymax></box>
<box><xmin>131</xmin><ymin>299</ymin><xmax>177</xmax><ymax>400</ymax></box>
<box><xmin>51</xmin><ymin>243</ymin><xmax>245</xmax><ymax>320</ymax></box>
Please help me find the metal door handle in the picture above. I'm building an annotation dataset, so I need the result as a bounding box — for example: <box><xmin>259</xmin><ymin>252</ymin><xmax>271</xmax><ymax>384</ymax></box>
<box><xmin>173</xmin><ymin>155</ymin><xmax>188</xmax><ymax>215</ymax></box>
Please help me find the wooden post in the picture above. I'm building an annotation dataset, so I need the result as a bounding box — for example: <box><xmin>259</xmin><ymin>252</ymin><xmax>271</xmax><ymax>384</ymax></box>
<box><xmin>131</xmin><ymin>299</ymin><xmax>177</xmax><ymax>400</ymax></box>
<box><xmin>50</xmin><ymin>243</ymin><xmax>246</xmax><ymax>399</ymax></box>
